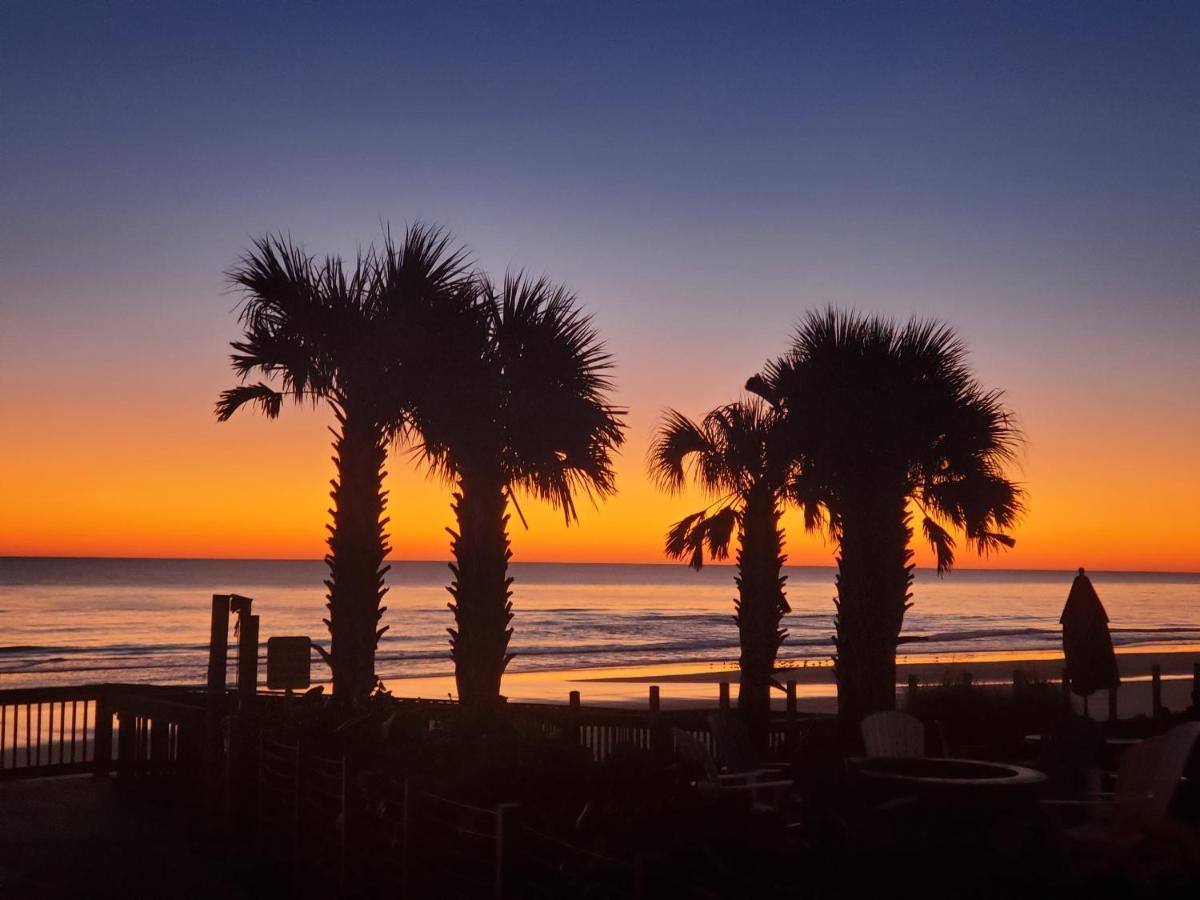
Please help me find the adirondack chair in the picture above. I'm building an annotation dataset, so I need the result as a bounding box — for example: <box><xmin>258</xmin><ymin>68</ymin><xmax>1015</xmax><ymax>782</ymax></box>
<box><xmin>706</xmin><ymin>711</ymin><xmax>790</xmax><ymax>776</ymax></box>
<box><xmin>672</xmin><ymin>728</ymin><xmax>792</xmax><ymax>813</ymax></box>
<box><xmin>1046</xmin><ymin>721</ymin><xmax>1200</xmax><ymax>858</ymax></box>
<box><xmin>861</xmin><ymin>711</ymin><xmax>926</xmax><ymax>758</ymax></box>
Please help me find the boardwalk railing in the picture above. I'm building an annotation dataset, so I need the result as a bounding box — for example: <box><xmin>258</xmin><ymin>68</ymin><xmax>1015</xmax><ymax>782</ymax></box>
<box><xmin>0</xmin><ymin>684</ymin><xmax>206</xmax><ymax>781</ymax></box>
<box><xmin>377</xmin><ymin>690</ymin><xmax>824</xmax><ymax>765</ymax></box>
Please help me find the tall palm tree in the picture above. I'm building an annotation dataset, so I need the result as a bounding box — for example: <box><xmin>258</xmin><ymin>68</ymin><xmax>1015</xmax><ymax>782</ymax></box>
<box><xmin>410</xmin><ymin>272</ymin><xmax>626</xmax><ymax>709</ymax></box>
<box><xmin>648</xmin><ymin>399</ymin><xmax>794</xmax><ymax>744</ymax></box>
<box><xmin>747</xmin><ymin>308</ymin><xmax>1024</xmax><ymax>734</ymax></box>
<box><xmin>216</xmin><ymin>225</ymin><xmax>470</xmax><ymax>708</ymax></box>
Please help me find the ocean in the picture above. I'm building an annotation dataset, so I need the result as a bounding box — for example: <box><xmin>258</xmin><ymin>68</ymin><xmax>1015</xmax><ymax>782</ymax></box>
<box><xmin>2</xmin><ymin>558</ymin><xmax>1198</xmax><ymax>698</ymax></box>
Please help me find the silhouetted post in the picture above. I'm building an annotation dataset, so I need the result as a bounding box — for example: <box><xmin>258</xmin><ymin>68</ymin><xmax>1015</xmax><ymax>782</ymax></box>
<box><xmin>648</xmin><ymin>686</ymin><xmax>665</xmax><ymax>759</ymax></box>
<box><xmin>207</xmin><ymin>595</ymin><xmax>230</xmax><ymax>695</ymax></box>
<box><xmin>718</xmin><ymin>682</ymin><xmax>730</xmax><ymax>711</ymax></box>
<box><xmin>1192</xmin><ymin>662</ymin><xmax>1200</xmax><ymax>711</ymax></box>
<box><xmin>400</xmin><ymin>777</ymin><xmax>412</xmax><ymax>900</ymax></box>
<box><xmin>1060</xmin><ymin>669</ymin><xmax>1071</xmax><ymax>698</ymax></box>
<box><xmin>568</xmin><ymin>691</ymin><xmax>581</xmax><ymax>746</ymax></box>
<box><xmin>1151</xmin><ymin>664</ymin><xmax>1163</xmax><ymax>717</ymax></box>
<box><xmin>92</xmin><ymin>691</ymin><xmax>113</xmax><ymax>776</ymax></box>
<box><xmin>150</xmin><ymin>718</ymin><xmax>169</xmax><ymax>774</ymax></box>
<box><xmin>785</xmin><ymin>681</ymin><xmax>798</xmax><ymax>756</ymax></box>
<box><xmin>906</xmin><ymin>674</ymin><xmax>918</xmax><ymax>703</ymax></box>
<box><xmin>116</xmin><ymin>708</ymin><xmax>136</xmax><ymax>776</ymax></box>
<box><xmin>205</xmin><ymin>594</ymin><xmax>230</xmax><ymax>806</ymax></box>
<box><xmin>495</xmin><ymin>803</ymin><xmax>520</xmax><ymax>900</ymax></box>
<box><xmin>237</xmin><ymin>614</ymin><xmax>260</xmax><ymax>708</ymax></box>
<box><xmin>1108</xmin><ymin>686</ymin><xmax>1119</xmax><ymax>722</ymax></box>
<box><xmin>230</xmin><ymin>611</ymin><xmax>260</xmax><ymax>839</ymax></box>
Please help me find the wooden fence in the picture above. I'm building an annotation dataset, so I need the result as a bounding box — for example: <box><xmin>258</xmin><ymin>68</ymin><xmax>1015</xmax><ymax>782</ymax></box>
<box><xmin>380</xmin><ymin>681</ymin><xmax>825</xmax><ymax>766</ymax></box>
<box><xmin>0</xmin><ymin>684</ymin><xmax>207</xmax><ymax>781</ymax></box>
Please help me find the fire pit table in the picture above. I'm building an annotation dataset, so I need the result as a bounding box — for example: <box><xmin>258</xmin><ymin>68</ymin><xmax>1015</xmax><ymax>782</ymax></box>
<box><xmin>849</xmin><ymin>756</ymin><xmax>1047</xmax><ymax>792</ymax></box>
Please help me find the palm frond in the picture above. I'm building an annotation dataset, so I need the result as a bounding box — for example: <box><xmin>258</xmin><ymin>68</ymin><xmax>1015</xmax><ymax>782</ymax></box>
<box><xmin>921</xmin><ymin>515</ymin><xmax>957</xmax><ymax>575</ymax></box>
<box><xmin>648</xmin><ymin>410</ymin><xmax>717</xmax><ymax>493</ymax></box>
<box><xmin>215</xmin><ymin>383</ymin><xmax>284</xmax><ymax>421</ymax></box>
<box><xmin>664</xmin><ymin>505</ymin><xmax>739</xmax><ymax>571</ymax></box>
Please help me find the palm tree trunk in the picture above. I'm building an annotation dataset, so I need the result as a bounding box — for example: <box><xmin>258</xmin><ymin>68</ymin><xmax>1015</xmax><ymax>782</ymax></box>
<box><xmin>734</xmin><ymin>487</ymin><xmax>789</xmax><ymax>751</ymax></box>
<box><xmin>833</xmin><ymin>490</ymin><xmax>914</xmax><ymax>742</ymax></box>
<box><xmin>447</xmin><ymin>462</ymin><xmax>513</xmax><ymax>710</ymax></box>
<box><xmin>325</xmin><ymin>400</ymin><xmax>390</xmax><ymax>709</ymax></box>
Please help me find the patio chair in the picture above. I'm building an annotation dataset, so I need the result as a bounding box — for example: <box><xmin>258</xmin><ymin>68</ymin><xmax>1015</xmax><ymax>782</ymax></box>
<box><xmin>1044</xmin><ymin>721</ymin><xmax>1200</xmax><ymax>857</ymax></box>
<box><xmin>861</xmin><ymin>711</ymin><xmax>925</xmax><ymax>758</ymax></box>
<box><xmin>706</xmin><ymin>711</ymin><xmax>790</xmax><ymax>776</ymax></box>
<box><xmin>672</xmin><ymin>728</ymin><xmax>792</xmax><ymax>813</ymax></box>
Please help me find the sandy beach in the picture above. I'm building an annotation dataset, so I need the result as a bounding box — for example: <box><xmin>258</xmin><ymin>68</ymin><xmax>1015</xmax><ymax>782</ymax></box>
<box><xmin>380</xmin><ymin>643</ymin><xmax>1200</xmax><ymax>717</ymax></box>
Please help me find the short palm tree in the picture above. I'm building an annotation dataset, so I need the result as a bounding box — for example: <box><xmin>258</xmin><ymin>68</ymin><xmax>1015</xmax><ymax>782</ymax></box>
<box><xmin>648</xmin><ymin>399</ymin><xmax>794</xmax><ymax>743</ymax></box>
<box><xmin>411</xmin><ymin>272</ymin><xmax>626</xmax><ymax>709</ymax></box>
<box><xmin>216</xmin><ymin>226</ymin><xmax>470</xmax><ymax>708</ymax></box>
<box><xmin>748</xmin><ymin>308</ymin><xmax>1023</xmax><ymax>733</ymax></box>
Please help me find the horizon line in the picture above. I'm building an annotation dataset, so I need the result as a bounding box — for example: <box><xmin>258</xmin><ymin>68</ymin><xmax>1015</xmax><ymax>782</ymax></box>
<box><xmin>1</xmin><ymin>554</ymin><xmax>1197</xmax><ymax>577</ymax></box>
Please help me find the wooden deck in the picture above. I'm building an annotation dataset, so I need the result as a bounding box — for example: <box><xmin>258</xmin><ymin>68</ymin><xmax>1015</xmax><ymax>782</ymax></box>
<box><xmin>0</xmin><ymin>775</ymin><xmax>249</xmax><ymax>899</ymax></box>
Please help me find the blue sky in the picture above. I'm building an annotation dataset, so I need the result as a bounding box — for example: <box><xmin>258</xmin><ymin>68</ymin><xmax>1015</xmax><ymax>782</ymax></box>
<box><xmin>2</xmin><ymin>2</ymin><xmax>1198</xmax><ymax>567</ymax></box>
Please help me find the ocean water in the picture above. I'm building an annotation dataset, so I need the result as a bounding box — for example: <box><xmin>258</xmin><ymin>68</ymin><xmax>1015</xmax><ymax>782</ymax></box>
<box><xmin>1</xmin><ymin>558</ymin><xmax>1198</xmax><ymax>693</ymax></box>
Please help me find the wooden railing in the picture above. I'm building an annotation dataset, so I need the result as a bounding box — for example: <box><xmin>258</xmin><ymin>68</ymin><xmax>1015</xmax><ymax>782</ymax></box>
<box><xmin>0</xmin><ymin>684</ymin><xmax>207</xmax><ymax>781</ymax></box>
<box><xmin>0</xmin><ymin>686</ymin><xmax>108</xmax><ymax>778</ymax></box>
<box><xmin>379</xmin><ymin>687</ymin><xmax>830</xmax><ymax>765</ymax></box>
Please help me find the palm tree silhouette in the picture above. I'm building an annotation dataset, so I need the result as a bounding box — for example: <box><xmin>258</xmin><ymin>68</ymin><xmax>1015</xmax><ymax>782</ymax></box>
<box><xmin>216</xmin><ymin>226</ymin><xmax>470</xmax><ymax>708</ymax></box>
<box><xmin>411</xmin><ymin>272</ymin><xmax>626</xmax><ymax>709</ymax></box>
<box><xmin>748</xmin><ymin>309</ymin><xmax>1023</xmax><ymax>733</ymax></box>
<box><xmin>648</xmin><ymin>399</ymin><xmax>794</xmax><ymax>744</ymax></box>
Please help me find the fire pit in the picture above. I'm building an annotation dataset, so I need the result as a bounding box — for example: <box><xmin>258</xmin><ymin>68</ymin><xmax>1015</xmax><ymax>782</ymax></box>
<box><xmin>849</xmin><ymin>756</ymin><xmax>1047</xmax><ymax>789</ymax></box>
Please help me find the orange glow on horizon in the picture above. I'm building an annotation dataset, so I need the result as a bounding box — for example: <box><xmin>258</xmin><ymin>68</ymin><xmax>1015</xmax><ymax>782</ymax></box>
<box><xmin>3</xmin><ymin>372</ymin><xmax>1198</xmax><ymax>573</ymax></box>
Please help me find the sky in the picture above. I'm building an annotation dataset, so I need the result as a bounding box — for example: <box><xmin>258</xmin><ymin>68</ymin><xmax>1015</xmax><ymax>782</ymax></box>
<box><xmin>2</xmin><ymin>2</ymin><xmax>1198</xmax><ymax>571</ymax></box>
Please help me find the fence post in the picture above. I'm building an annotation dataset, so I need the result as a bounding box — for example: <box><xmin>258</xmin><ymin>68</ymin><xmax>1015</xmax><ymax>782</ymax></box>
<box><xmin>906</xmin><ymin>674</ymin><xmax>918</xmax><ymax>704</ymax></box>
<box><xmin>1151</xmin><ymin>665</ymin><xmax>1163</xmax><ymax>717</ymax></box>
<box><xmin>648</xmin><ymin>686</ymin><xmax>665</xmax><ymax>759</ymax></box>
<box><xmin>495</xmin><ymin>802</ymin><xmax>520</xmax><ymax>900</ymax></box>
<box><xmin>237</xmin><ymin>614</ymin><xmax>260</xmax><ymax>709</ymax></box>
<box><xmin>93</xmin><ymin>692</ymin><xmax>113</xmax><ymax>775</ymax></box>
<box><xmin>400</xmin><ymin>776</ymin><xmax>412</xmax><ymax>900</ymax></box>
<box><xmin>205</xmin><ymin>594</ymin><xmax>230</xmax><ymax>810</ymax></box>
<box><xmin>116</xmin><ymin>708</ymin><xmax>136</xmax><ymax>776</ymax></box>
<box><xmin>785</xmin><ymin>680</ymin><xmax>798</xmax><ymax>756</ymax></box>
<box><xmin>1192</xmin><ymin>662</ymin><xmax>1200</xmax><ymax>711</ymax></box>
<box><xmin>568</xmin><ymin>691</ymin><xmax>581</xmax><ymax>746</ymax></box>
<box><xmin>1061</xmin><ymin>669</ymin><xmax>1071</xmax><ymax>698</ymax></box>
<box><xmin>231</xmin><ymin>612</ymin><xmax>260</xmax><ymax>840</ymax></box>
<box><xmin>1108</xmin><ymin>686</ymin><xmax>1119</xmax><ymax>722</ymax></box>
<box><xmin>150</xmin><ymin>718</ymin><xmax>169</xmax><ymax>774</ymax></box>
<box><xmin>718</xmin><ymin>681</ymin><xmax>730</xmax><ymax>711</ymax></box>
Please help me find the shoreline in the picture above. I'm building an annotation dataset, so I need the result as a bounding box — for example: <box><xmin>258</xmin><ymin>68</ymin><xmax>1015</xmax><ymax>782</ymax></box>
<box><xmin>380</xmin><ymin>643</ymin><xmax>1200</xmax><ymax>715</ymax></box>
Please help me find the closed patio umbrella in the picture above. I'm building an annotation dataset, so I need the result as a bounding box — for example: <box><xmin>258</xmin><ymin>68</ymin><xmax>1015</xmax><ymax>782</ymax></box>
<box><xmin>1060</xmin><ymin>568</ymin><xmax>1120</xmax><ymax>698</ymax></box>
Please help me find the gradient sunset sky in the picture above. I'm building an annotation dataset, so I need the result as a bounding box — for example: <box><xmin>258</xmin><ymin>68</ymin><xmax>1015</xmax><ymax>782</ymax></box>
<box><xmin>2</xmin><ymin>2</ymin><xmax>1197</xmax><ymax>571</ymax></box>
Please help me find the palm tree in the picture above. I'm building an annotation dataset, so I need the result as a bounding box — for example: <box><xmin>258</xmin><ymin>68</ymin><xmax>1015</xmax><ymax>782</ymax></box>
<box><xmin>747</xmin><ymin>308</ymin><xmax>1023</xmax><ymax>734</ymax></box>
<box><xmin>648</xmin><ymin>399</ymin><xmax>794</xmax><ymax>744</ymax></box>
<box><xmin>410</xmin><ymin>272</ymin><xmax>626</xmax><ymax>709</ymax></box>
<box><xmin>216</xmin><ymin>226</ymin><xmax>470</xmax><ymax>708</ymax></box>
